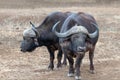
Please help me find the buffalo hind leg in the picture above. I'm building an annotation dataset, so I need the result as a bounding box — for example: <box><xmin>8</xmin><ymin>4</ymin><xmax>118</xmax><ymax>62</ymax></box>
<box><xmin>89</xmin><ymin>47</ymin><xmax>95</xmax><ymax>74</ymax></box>
<box><xmin>57</xmin><ymin>49</ymin><xmax>62</xmax><ymax>68</ymax></box>
<box><xmin>61</xmin><ymin>47</ymin><xmax>67</xmax><ymax>65</ymax></box>
<box><xmin>47</xmin><ymin>47</ymin><xmax>55</xmax><ymax>70</ymax></box>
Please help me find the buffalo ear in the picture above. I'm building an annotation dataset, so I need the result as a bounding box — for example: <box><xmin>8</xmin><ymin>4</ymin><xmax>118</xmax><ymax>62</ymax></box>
<box><xmin>86</xmin><ymin>36</ymin><xmax>91</xmax><ymax>43</ymax></box>
<box><xmin>59</xmin><ymin>36</ymin><xmax>71</xmax><ymax>48</ymax></box>
<box><xmin>60</xmin><ymin>40</ymin><xmax>70</xmax><ymax>48</ymax></box>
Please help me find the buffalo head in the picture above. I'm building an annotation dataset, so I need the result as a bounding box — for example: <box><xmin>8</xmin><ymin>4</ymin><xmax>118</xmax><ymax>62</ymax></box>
<box><xmin>20</xmin><ymin>22</ymin><xmax>39</xmax><ymax>52</ymax></box>
<box><xmin>52</xmin><ymin>21</ymin><xmax>98</xmax><ymax>54</ymax></box>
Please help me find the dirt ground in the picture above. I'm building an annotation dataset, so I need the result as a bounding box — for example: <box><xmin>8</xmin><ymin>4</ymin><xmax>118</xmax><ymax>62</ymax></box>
<box><xmin>0</xmin><ymin>1</ymin><xmax>120</xmax><ymax>80</ymax></box>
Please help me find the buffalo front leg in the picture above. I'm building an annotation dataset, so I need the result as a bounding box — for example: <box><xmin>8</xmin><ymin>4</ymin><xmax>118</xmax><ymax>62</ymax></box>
<box><xmin>75</xmin><ymin>54</ymin><xmax>85</xmax><ymax>80</ymax></box>
<box><xmin>89</xmin><ymin>48</ymin><xmax>95</xmax><ymax>74</ymax></box>
<box><xmin>47</xmin><ymin>47</ymin><xmax>55</xmax><ymax>70</ymax></box>
<box><xmin>62</xmin><ymin>53</ymin><xmax>67</xmax><ymax>65</ymax></box>
<box><xmin>57</xmin><ymin>49</ymin><xmax>62</xmax><ymax>68</ymax></box>
<box><xmin>61</xmin><ymin>47</ymin><xmax>67</xmax><ymax>65</ymax></box>
<box><xmin>67</xmin><ymin>54</ymin><xmax>74</xmax><ymax>77</ymax></box>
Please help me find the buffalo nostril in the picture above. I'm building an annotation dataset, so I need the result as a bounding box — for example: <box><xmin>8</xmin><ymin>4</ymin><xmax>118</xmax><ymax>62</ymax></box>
<box><xmin>77</xmin><ymin>47</ymin><xmax>85</xmax><ymax>52</ymax></box>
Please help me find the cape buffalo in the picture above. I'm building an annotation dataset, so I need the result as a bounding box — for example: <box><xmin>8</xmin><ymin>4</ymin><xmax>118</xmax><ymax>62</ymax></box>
<box><xmin>52</xmin><ymin>12</ymin><xmax>99</xmax><ymax>80</ymax></box>
<box><xmin>20</xmin><ymin>12</ymin><xmax>72</xmax><ymax>70</ymax></box>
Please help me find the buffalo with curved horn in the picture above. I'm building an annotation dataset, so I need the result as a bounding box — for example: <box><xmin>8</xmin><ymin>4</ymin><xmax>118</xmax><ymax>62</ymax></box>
<box><xmin>20</xmin><ymin>12</ymin><xmax>72</xmax><ymax>70</ymax></box>
<box><xmin>52</xmin><ymin>12</ymin><xmax>99</xmax><ymax>80</ymax></box>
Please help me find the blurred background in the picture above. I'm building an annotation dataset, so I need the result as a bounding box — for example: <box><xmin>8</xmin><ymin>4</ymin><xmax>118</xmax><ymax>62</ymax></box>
<box><xmin>0</xmin><ymin>0</ymin><xmax>119</xmax><ymax>8</ymax></box>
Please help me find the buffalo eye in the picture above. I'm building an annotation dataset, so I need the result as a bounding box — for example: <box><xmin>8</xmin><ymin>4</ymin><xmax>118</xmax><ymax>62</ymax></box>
<box><xmin>23</xmin><ymin>37</ymin><xmax>34</xmax><ymax>41</ymax></box>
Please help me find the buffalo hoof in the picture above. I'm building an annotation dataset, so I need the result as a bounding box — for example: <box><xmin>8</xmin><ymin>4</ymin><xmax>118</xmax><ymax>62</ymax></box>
<box><xmin>89</xmin><ymin>70</ymin><xmax>95</xmax><ymax>74</ymax></box>
<box><xmin>48</xmin><ymin>64</ymin><xmax>54</xmax><ymax>70</ymax></box>
<box><xmin>75</xmin><ymin>76</ymin><xmax>82</xmax><ymax>80</ymax></box>
<box><xmin>67</xmin><ymin>73</ymin><xmax>74</xmax><ymax>77</ymax></box>
<box><xmin>62</xmin><ymin>62</ymin><xmax>67</xmax><ymax>66</ymax></box>
<box><xmin>57</xmin><ymin>63</ymin><xmax>62</xmax><ymax>68</ymax></box>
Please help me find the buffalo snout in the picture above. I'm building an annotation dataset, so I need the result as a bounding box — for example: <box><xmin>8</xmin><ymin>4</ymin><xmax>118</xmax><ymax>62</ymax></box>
<box><xmin>77</xmin><ymin>46</ymin><xmax>86</xmax><ymax>52</ymax></box>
